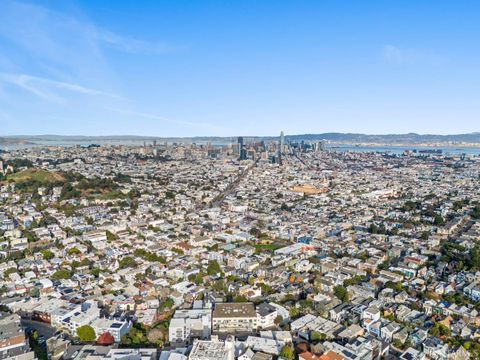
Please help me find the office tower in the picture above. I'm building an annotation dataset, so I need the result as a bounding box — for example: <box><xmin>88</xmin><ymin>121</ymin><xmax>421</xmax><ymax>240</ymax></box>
<box><xmin>278</xmin><ymin>131</ymin><xmax>285</xmax><ymax>165</ymax></box>
<box><xmin>238</xmin><ymin>137</ymin><xmax>247</xmax><ymax>160</ymax></box>
<box><xmin>237</xmin><ymin>136</ymin><xmax>243</xmax><ymax>154</ymax></box>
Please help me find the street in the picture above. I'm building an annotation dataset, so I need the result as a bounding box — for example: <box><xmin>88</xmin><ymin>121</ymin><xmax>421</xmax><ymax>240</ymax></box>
<box><xmin>21</xmin><ymin>319</ymin><xmax>57</xmax><ymax>339</ymax></box>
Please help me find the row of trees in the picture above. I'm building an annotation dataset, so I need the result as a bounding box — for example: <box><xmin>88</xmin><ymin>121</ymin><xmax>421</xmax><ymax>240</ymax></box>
<box><xmin>441</xmin><ymin>242</ymin><xmax>480</xmax><ymax>271</ymax></box>
<box><xmin>133</xmin><ymin>248</ymin><xmax>167</xmax><ymax>264</ymax></box>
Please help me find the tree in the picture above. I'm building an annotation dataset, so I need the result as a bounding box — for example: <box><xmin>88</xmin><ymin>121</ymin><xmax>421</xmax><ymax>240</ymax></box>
<box><xmin>133</xmin><ymin>248</ymin><xmax>166</xmax><ymax>264</ymax></box>
<box><xmin>392</xmin><ymin>338</ymin><xmax>405</xmax><ymax>350</ymax></box>
<box><xmin>60</xmin><ymin>183</ymin><xmax>81</xmax><ymax>200</ymax></box>
<box><xmin>249</xmin><ymin>227</ymin><xmax>260</xmax><ymax>237</ymax></box>
<box><xmin>207</xmin><ymin>260</ymin><xmax>221</xmax><ymax>276</ymax></box>
<box><xmin>378</xmin><ymin>260</ymin><xmax>391</xmax><ymax>271</ymax></box>
<box><xmin>67</xmin><ymin>247</ymin><xmax>81</xmax><ymax>256</ymax></box>
<box><xmin>233</xmin><ymin>295</ymin><xmax>248</xmax><ymax>303</ymax></box>
<box><xmin>471</xmin><ymin>203</ymin><xmax>480</xmax><ymax>219</ymax></box>
<box><xmin>429</xmin><ymin>323</ymin><xmax>451</xmax><ymax>338</ymax></box>
<box><xmin>343</xmin><ymin>275</ymin><xmax>366</xmax><ymax>287</ymax></box>
<box><xmin>91</xmin><ymin>268</ymin><xmax>101</xmax><ymax>278</ymax></box>
<box><xmin>51</xmin><ymin>269</ymin><xmax>71</xmax><ymax>280</ymax></box>
<box><xmin>28</xmin><ymin>329</ymin><xmax>48</xmax><ymax>360</ymax></box>
<box><xmin>469</xmin><ymin>245</ymin><xmax>480</xmax><ymax>271</ymax></box>
<box><xmin>24</xmin><ymin>231</ymin><xmax>39</xmax><ymax>243</ymax></box>
<box><xmin>40</xmin><ymin>249</ymin><xmax>54</xmax><ymax>260</ymax></box>
<box><xmin>159</xmin><ymin>298</ymin><xmax>175</xmax><ymax>311</ymax></box>
<box><xmin>3</xmin><ymin>268</ymin><xmax>17</xmax><ymax>279</ymax></box>
<box><xmin>274</xmin><ymin>315</ymin><xmax>283</xmax><ymax>325</ymax></box>
<box><xmin>384</xmin><ymin>281</ymin><xmax>404</xmax><ymax>292</ymax></box>
<box><xmin>135</xmin><ymin>273</ymin><xmax>146</xmax><ymax>282</ymax></box>
<box><xmin>119</xmin><ymin>256</ymin><xmax>137</xmax><ymax>269</ymax></box>
<box><xmin>334</xmin><ymin>285</ymin><xmax>349</xmax><ymax>302</ymax></box>
<box><xmin>403</xmin><ymin>200</ymin><xmax>417</xmax><ymax>211</ymax></box>
<box><xmin>121</xmin><ymin>325</ymin><xmax>148</xmax><ymax>346</ymax></box>
<box><xmin>77</xmin><ymin>325</ymin><xmax>96</xmax><ymax>342</ymax></box>
<box><xmin>434</xmin><ymin>214</ymin><xmax>445</xmax><ymax>226</ymax></box>
<box><xmin>106</xmin><ymin>230</ymin><xmax>117</xmax><ymax>241</ymax></box>
<box><xmin>280</xmin><ymin>203</ymin><xmax>290</xmax><ymax>211</ymax></box>
<box><xmin>165</xmin><ymin>191</ymin><xmax>176</xmax><ymax>200</ymax></box>
<box><xmin>279</xmin><ymin>345</ymin><xmax>296</xmax><ymax>360</ymax></box>
<box><xmin>259</xmin><ymin>282</ymin><xmax>273</xmax><ymax>295</ymax></box>
<box><xmin>289</xmin><ymin>307</ymin><xmax>300</xmax><ymax>319</ymax></box>
<box><xmin>188</xmin><ymin>272</ymin><xmax>204</xmax><ymax>285</ymax></box>
<box><xmin>299</xmin><ymin>299</ymin><xmax>313</xmax><ymax>310</ymax></box>
<box><xmin>311</xmin><ymin>331</ymin><xmax>327</xmax><ymax>342</ymax></box>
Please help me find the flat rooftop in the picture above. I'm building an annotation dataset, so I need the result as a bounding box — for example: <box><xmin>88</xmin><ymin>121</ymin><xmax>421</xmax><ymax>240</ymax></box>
<box><xmin>213</xmin><ymin>303</ymin><xmax>256</xmax><ymax>318</ymax></box>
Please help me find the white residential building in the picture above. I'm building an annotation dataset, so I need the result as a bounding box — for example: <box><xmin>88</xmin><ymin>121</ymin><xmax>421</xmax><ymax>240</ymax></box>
<box><xmin>188</xmin><ymin>337</ymin><xmax>235</xmax><ymax>360</ymax></box>
<box><xmin>169</xmin><ymin>309</ymin><xmax>212</xmax><ymax>344</ymax></box>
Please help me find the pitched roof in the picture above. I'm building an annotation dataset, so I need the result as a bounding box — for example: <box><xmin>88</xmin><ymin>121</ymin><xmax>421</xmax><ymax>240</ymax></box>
<box><xmin>96</xmin><ymin>331</ymin><xmax>115</xmax><ymax>346</ymax></box>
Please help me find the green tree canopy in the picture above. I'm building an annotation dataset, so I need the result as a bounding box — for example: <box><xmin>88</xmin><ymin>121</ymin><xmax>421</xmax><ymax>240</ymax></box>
<box><xmin>334</xmin><ymin>285</ymin><xmax>349</xmax><ymax>302</ymax></box>
<box><xmin>429</xmin><ymin>323</ymin><xmax>451</xmax><ymax>338</ymax></box>
<box><xmin>77</xmin><ymin>325</ymin><xmax>96</xmax><ymax>342</ymax></box>
<box><xmin>106</xmin><ymin>230</ymin><xmax>117</xmax><ymax>241</ymax></box>
<box><xmin>311</xmin><ymin>331</ymin><xmax>327</xmax><ymax>342</ymax></box>
<box><xmin>40</xmin><ymin>249</ymin><xmax>54</xmax><ymax>260</ymax></box>
<box><xmin>119</xmin><ymin>256</ymin><xmax>137</xmax><ymax>269</ymax></box>
<box><xmin>3</xmin><ymin>268</ymin><xmax>17</xmax><ymax>279</ymax></box>
<box><xmin>207</xmin><ymin>260</ymin><xmax>221</xmax><ymax>276</ymax></box>
<box><xmin>279</xmin><ymin>345</ymin><xmax>296</xmax><ymax>360</ymax></box>
<box><xmin>67</xmin><ymin>247</ymin><xmax>81</xmax><ymax>256</ymax></box>
<box><xmin>51</xmin><ymin>269</ymin><xmax>72</xmax><ymax>280</ymax></box>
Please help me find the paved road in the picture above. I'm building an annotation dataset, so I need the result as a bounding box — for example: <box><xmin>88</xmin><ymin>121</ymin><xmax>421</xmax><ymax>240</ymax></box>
<box><xmin>21</xmin><ymin>319</ymin><xmax>57</xmax><ymax>339</ymax></box>
<box><xmin>201</xmin><ymin>159</ymin><xmax>258</xmax><ymax>209</ymax></box>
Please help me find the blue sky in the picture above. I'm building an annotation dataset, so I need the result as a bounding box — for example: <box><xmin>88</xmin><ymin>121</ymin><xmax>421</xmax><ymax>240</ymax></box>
<box><xmin>0</xmin><ymin>0</ymin><xmax>479</xmax><ymax>136</ymax></box>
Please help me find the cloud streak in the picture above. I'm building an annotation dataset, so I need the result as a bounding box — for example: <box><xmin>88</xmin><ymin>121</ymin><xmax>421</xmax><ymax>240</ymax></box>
<box><xmin>0</xmin><ymin>1</ymin><xmax>178</xmax><ymax>57</ymax></box>
<box><xmin>0</xmin><ymin>1</ymin><xmax>198</xmax><ymax>136</ymax></box>
<box><xmin>382</xmin><ymin>45</ymin><xmax>448</xmax><ymax>66</ymax></box>
<box><xmin>0</xmin><ymin>73</ymin><xmax>121</xmax><ymax>103</ymax></box>
<box><xmin>96</xmin><ymin>30</ymin><xmax>181</xmax><ymax>54</ymax></box>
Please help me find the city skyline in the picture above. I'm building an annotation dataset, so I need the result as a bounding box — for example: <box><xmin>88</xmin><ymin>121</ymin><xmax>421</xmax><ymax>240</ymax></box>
<box><xmin>1</xmin><ymin>134</ymin><xmax>480</xmax><ymax>359</ymax></box>
<box><xmin>1</xmin><ymin>0</ymin><xmax>480</xmax><ymax>136</ymax></box>
<box><xmin>2</xmin><ymin>2</ymin><xmax>480</xmax><ymax>359</ymax></box>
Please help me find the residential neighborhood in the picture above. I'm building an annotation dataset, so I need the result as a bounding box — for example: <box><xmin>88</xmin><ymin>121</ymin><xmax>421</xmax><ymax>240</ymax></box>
<box><xmin>0</xmin><ymin>140</ymin><xmax>480</xmax><ymax>360</ymax></box>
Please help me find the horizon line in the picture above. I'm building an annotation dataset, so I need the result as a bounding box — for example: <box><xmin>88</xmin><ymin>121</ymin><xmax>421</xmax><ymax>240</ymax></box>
<box><xmin>3</xmin><ymin>131</ymin><xmax>480</xmax><ymax>139</ymax></box>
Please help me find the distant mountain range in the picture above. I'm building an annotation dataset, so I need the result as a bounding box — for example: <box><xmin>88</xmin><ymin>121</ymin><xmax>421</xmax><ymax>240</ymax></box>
<box><xmin>2</xmin><ymin>132</ymin><xmax>480</xmax><ymax>146</ymax></box>
<box><xmin>283</xmin><ymin>132</ymin><xmax>480</xmax><ymax>144</ymax></box>
<box><xmin>0</xmin><ymin>137</ymin><xmax>33</xmax><ymax>145</ymax></box>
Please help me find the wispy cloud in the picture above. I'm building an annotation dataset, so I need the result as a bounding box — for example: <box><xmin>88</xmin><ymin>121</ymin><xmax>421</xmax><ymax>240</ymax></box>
<box><xmin>0</xmin><ymin>1</ymin><xmax>191</xmax><ymax>135</ymax></box>
<box><xmin>0</xmin><ymin>0</ymin><xmax>179</xmax><ymax>93</ymax></box>
<box><xmin>382</xmin><ymin>45</ymin><xmax>448</xmax><ymax>66</ymax></box>
<box><xmin>0</xmin><ymin>1</ymin><xmax>178</xmax><ymax>57</ymax></box>
<box><xmin>95</xmin><ymin>30</ymin><xmax>181</xmax><ymax>54</ymax></box>
<box><xmin>107</xmin><ymin>107</ymin><xmax>225</xmax><ymax>133</ymax></box>
<box><xmin>0</xmin><ymin>73</ymin><xmax>60</xmax><ymax>102</ymax></box>
<box><xmin>0</xmin><ymin>73</ymin><xmax>120</xmax><ymax>103</ymax></box>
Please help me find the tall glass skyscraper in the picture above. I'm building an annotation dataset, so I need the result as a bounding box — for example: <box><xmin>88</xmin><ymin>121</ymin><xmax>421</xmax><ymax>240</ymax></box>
<box><xmin>238</xmin><ymin>136</ymin><xmax>247</xmax><ymax>160</ymax></box>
